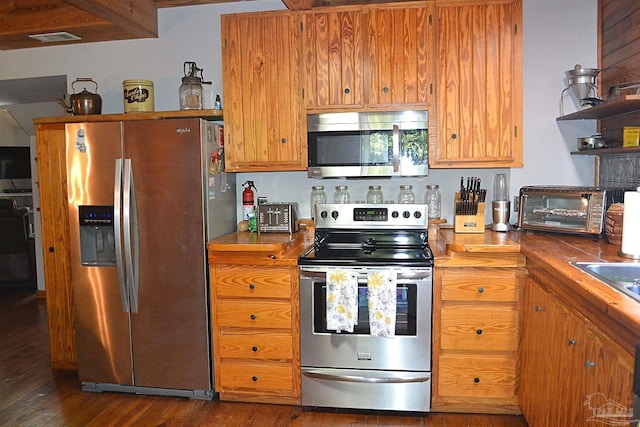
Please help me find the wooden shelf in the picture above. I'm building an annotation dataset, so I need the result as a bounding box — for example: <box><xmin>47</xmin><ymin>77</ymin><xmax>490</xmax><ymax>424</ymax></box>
<box><xmin>556</xmin><ymin>95</ymin><xmax>640</xmax><ymax>121</ymax></box>
<box><xmin>571</xmin><ymin>146</ymin><xmax>640</xmax><ymax>155</ymax></box>
<box><xmin>34</xmin><ymin>109</ymin><xmax>223</xmax><ymax>124</ymax></box>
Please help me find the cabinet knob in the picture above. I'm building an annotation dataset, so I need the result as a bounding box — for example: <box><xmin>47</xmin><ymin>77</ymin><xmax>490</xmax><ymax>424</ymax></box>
<box><xmin>585</xmin><ymin>360</ymin><xmax>596</xmax><ymax>369</ymax></box>
<box><xmin>382</xmin><ymin>86</ymin><xmax>389</xmax><ymax>93</ymax></box>
<box><xmin>477</xmin><ymin>287</ymin><xmax>484</xmax><ymax>293</ymax></box>
<box><xmin>252</xmin><ymin>376</ymin><xmax>258</xmax><ymax>382</ymax></box>
<box><xmin>252</xmin><ymin>346</ymin><xmax>258</xmax><ymax>352</ymax></box>
<box><xmin>250</xmin><ymin>314</ymin><xmax>256</xmax><ymax>320</ymax></box>
<box><xmin>249</xmin><ymin>283</ymin><xmax>255</xmax><ymax>290</ymax></box>
<box><xmin>281</xmin><ymin>137</ymin><xmax>287</xmax><ymax>143</ymax></box>
<box><xmin>476</xmin><ymin>329</ymin><xmax>483</xmax><ymax>335</ymax></box>
<box><xmin>451</xmin><ymin>133</ymin><xmax>457</xmax><ymax>139</ymax></box>
<box><xmin>567</xmin><ymin>339</ymin><xmax>576</xmax><ymax>346</ymax></box>
<box><xmin>535</xmin><ymin>306</ymin><xmax>543</xmax><ymax>312</ymax></box>
<box><xmin>48</xmin><ymin>247</ymin><xmax>54</xmax><ymax>252</ymax></box>
<box><xmin>474</xmin><ymin>377</ymin><xmax>480</xmax><ymax>383</ymax></box>
<box><xmin>344</xmin><ymin>88</ymin><xmax>350</xmax><ymax>94</ymax></box>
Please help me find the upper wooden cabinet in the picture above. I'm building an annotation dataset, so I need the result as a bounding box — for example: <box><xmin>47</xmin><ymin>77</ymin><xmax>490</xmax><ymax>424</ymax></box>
<box><xmin>302</xmin><ymin>2</ymin><xmax>435</xmax><ymax>109</ymax></box>
<box><xmin>221</xmin><ymin>11</ymin><xmax>306</xmax><ymax>172</ymax></box>
<box><xmin>431</xmin><ymin>0</ymin><xmax>523</xmax><ymax>168</ymax></box>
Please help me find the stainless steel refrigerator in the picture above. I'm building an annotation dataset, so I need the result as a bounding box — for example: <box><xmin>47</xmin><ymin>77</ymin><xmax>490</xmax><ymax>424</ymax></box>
<box><xmin>65</xmin><ymin>118</ymin><xmax>235</xmax><ymax>399</ymax></box>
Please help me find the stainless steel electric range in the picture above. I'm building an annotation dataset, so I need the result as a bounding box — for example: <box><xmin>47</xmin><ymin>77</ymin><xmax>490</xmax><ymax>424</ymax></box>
<box><xmin>298</xmin><ymin>203</ymin><xmax>433</xmax><ymax>412</ymax></box>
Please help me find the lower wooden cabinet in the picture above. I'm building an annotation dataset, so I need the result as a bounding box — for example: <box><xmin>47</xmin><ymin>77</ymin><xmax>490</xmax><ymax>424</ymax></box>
<box><xmin>432</xmin><ymin>260</ymin><xmax>525</xmax><ymax>414</ymax></box>
<box><xmin>210</xmin><ymin>263</ymin><xmax>301</xmax><ymax>404</ymax></box>
<box><xmin>520</xmin><ymin>275</ymin><xmax>634</xmax><ymax>427</ymax></box>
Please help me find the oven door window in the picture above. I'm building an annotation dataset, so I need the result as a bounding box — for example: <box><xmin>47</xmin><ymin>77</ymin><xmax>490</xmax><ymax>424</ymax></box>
<box><xmin>312</xmin><ymin>281</ymin><xmax>417</xmax><ymax>336</ymax></box>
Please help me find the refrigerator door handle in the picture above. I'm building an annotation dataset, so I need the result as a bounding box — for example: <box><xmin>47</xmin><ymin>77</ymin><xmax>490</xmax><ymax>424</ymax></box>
<box><xmin>114</xmin><ymin>159</ymin><xmax>129</xmax><ymax>313</ymax></box>
<box><xmin>123</xmin><ymin>158</ymin><xmax>139</xmax><ymax>313</ymax></box>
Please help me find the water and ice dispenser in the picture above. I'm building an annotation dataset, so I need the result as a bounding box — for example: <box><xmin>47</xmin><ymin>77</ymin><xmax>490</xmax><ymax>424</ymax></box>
<box><xmin>79</xmin><ymin>205</ymin><xmax>116</xmax><ymax>266</ymax></box>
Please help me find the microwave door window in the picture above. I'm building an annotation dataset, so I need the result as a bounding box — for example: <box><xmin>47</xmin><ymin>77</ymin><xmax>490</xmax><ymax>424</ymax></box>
<box><xmin>365</xmin><ymin>132</ymin><xmax>393</xmax><ymax>165</ymax></box>
<box><xmin>314</xmin><ymin>133</ymin><xmax>362</xmax><ymax>165</ymax></box>
<box><xmin>399</xmin><ymin>129</ymin><xmax>428</xmax><ymax>167</ymax></box>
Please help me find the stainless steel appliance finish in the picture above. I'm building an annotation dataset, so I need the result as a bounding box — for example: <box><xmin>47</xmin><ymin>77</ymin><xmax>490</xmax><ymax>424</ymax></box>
<box><xmin>66</xmin><ymin>119</ymin><xmax>235</xmax><ymax>399</ymax></box>
<box><xmin>257</xmin><ymin>202</ymin><xmax>299</xmax><ymax>233</ymax></box>
<box><xmin>517</xmin><ymin>186</ymin><xmax>626</xmax><ymax>236</ymax></box>
<box><xmin>307</xmin><ymin>110</ymin><xmax>428</xmax><ymax>178</ymax></box>
<box><xmin>299</xmin><ymin>203</ymin><xmax>433</xmax><ymax>412</ymax></box>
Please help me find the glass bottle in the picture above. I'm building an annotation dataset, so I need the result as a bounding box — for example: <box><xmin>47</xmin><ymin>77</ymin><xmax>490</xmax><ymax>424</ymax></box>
<box><xmin>366</xmin><ymin>185</ymin><xmax>383</xmax><ymax>204</ymax></box>
<box><xmin>334</xmin><ymin>185</ymin><xmax>350</xmax><ymax>204</ymax></box>
<box><xmin>398</xmin><ymin>185</ymin><xmax>414</xmax><ymax>204</ymax></box>
<box><xmin>310</xmin><ymin>185</ymin><xmax>326</xmax><ymax>218</ymax></box>
<box><xmin>179</xmin><ymin>75</ymin><xmax>203</xmax><ymax>110</ymax></box>
<box><xmin>424</xmin><ymin>184</ymin><xmax>441</xmax><ymax>219</ymax></box>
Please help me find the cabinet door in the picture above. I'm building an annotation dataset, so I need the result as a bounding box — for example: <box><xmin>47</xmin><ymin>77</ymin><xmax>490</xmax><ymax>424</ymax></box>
<box><xmin>303</xmin><ymin>7</ymin><xmax>365</xmax><ymax>108</ymax></box>
<box><xmin>433</xmin><ymin>0</ymin><xmax>522</xmax><ymax>167</ymax></box>
<box><xmin>221</xmin><ymin>11</ymin><xmax>305</xmax><ymax>172</ymax></box>
<box><xmin>366</xmin><ymin>4</ymin><xmax>434</xmax><ymax>106</ymax></box>
<box><xmin>35</xmin><ymin>123</ymin><xmax>77</xmax><ymax>370</ymax></box>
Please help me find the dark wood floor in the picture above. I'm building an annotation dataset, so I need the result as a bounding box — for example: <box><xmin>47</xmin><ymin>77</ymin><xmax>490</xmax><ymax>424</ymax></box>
<box><xmin>0</xmin><ymin>288</ymin><xmax>529</xmax><ymax>426</ymax></box>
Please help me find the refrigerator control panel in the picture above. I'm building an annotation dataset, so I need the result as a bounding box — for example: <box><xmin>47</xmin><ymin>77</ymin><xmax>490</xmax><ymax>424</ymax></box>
<box><xmin>79</xmin><ymin>205</ymin><xmax>114</xmax><ymax>226</ymax></box>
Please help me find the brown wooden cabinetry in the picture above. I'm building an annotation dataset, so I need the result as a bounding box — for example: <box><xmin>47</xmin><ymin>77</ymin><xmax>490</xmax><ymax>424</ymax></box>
<box><xmin>432</xmin><ymin>0</ymin><xmax>523</xmax><ymax>168</ymax></box>
<box><xmin>221</xmin><ymin>11</ymin><xmax>305</xmax><ymax>172</ymax></box>
<box><xmin>520</xmin><ymin>275</ymin><xmax>634</xmax><ymax>427</ymax></box>
<box><xmin>302</xmin><ymin>2</ymin><xmax>434</xmax><ymax>109</ymax></box>
<box><xmin>35</xmin><ymin>122</ymin><xmax>76</xmax><ymax>370</ymax></box>
<box><xmin>433</xmin><ymin>255</ymin><xmax>525</xmax><ymax>414</ymax></box>
<box><xmin>209</xmin><ymin>248</ymin><xmax>302</xmax><ymax>405</ymax></box>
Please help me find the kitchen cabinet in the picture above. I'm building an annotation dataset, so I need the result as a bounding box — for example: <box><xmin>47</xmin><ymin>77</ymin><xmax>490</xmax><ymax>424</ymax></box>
<box><xmin>35</xmin><ymin>122</ymin><xmax>76</xmax><ymax>370</ymax></box>
<box><xmin>432</xmin><ymin>252</ymin><xmax>525</xmax><ymax>414</ymax></box>
<box><xmin>221</xmin><ymin>11</ymin><xmax>306</xmax><ymax>172</ymax></box>
<box><xmin>520</xmin><ymin>275</ymin><xmax>634</xmax><ymax>427</ymax></box>
<box><xmin>208</xmin><ymin>232</ymin><xmax>307</xmax><ymax>405</ymax></box>
<box><xmin>302</xmin><ymin>2</ymin><xmax>435</xmax><ymax>109</ymax></box>
<box><xmin>431</xmin><ymin>0</ymin><xmax>523</xmax><ymax>168</ymax></box>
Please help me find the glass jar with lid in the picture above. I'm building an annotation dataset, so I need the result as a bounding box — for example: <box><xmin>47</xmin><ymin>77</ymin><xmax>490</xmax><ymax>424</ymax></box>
<box><xmin>366</xmin><ymin>185</ymin><xmax>384</xmax><ymax>204</ymax></box>
<box><xmin>334</xmin><ymin>185</ymin><xmax>350</xmax><ymax>204</ymax></box>
<box><xmin>424</xmin><ymin>184</ymin><xmax>441</xmax><ymax>219</ymax></box>
<box><xmin>398</xmin><ymin>185</ymin><xmax>414</xmax><ymax>204</ymax></box>
<box><xmin>310</xmin><ymin>186</ymin><xmax>326</xmax><ymax>218</ymax></box>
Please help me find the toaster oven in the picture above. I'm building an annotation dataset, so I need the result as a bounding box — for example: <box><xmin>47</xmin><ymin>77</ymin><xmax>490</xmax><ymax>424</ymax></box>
<box><xmin>517</xmin><ymin>186</ymin><xmax>626</xmax><ymax>236</ymax></box>
<box><xmin>257</xmin><ymin>202</ymin><xmax>299</xmax><ymax>233</ymax></box>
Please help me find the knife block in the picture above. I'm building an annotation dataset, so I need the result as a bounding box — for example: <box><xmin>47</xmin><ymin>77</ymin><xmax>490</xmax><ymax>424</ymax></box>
<box><xmin>454</xmin><ymin>192</ymin><xmax>485</xmax><ymax>233</ymax></box>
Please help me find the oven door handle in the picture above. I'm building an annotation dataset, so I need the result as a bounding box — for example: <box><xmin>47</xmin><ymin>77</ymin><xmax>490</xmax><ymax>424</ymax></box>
<box><xmin>300</xmin><ymin>269</ymin><xmax>432</xmax><ymax>281</ymax></box>
<box><xmin>303</xmin><ymin>369</ymin><xmax>430</xmax><ymax>384</ymax></box>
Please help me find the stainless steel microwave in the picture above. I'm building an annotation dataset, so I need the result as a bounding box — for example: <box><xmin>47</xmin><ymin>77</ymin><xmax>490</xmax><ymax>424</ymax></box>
<box><xmin>517</xmin><ymin>186</ymin><xmax>626</xmax><ymax>236</ymax></box>
<box><xmin>307</xmin><ymin>111</ymin><xmax>428</xmax><ymax>178</ymax></box>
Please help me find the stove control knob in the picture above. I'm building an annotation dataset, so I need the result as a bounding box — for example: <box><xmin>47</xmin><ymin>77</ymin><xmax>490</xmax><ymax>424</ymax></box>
<box><xmin>391</xmin><ymin>210</ymin><xmax>399</xmax><ymax>218</ymax></box>
<box><xmin>331</xmin><ymin>210</ymin><xmax>339</xmax><ymax>220</ymax></box>
<box><xmin>320</xmin><ymin>210</ymin><xmax>328</xmax><ymax>219</ymax></box>
<box><xmin>403</xmin><ymin>210</ymin><xmax>411</xmax><ymax>218</ymax></box>
<box><xmin>414</xmin><ymin>211</ymin><xmax>422</xmax><ymax>219</ymax></box>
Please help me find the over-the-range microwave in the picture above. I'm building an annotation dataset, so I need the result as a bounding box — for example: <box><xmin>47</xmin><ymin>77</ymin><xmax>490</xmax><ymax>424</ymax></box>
<box><xmin>517</xmin><ymin>186</ymin><xmax>627</xmax><ymax>236</ymax></box>
<box><xmin>307</xmin><ymin>110</ymin><xmax>428</xmax><ymax>178</ymax></box>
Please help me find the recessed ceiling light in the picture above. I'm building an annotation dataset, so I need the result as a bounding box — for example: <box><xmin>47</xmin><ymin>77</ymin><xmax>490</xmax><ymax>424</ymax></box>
<box><xmin>28</xmin><ymin>32</ymin><xmax>82</xmax><ymax>43</ymax></box>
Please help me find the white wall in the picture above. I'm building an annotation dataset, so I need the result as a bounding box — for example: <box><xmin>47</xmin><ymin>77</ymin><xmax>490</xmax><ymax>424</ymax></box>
<box><xmin>0</xmin><ymin>0</ymin><xmax>598</xmax><ymax>226</ymax></box>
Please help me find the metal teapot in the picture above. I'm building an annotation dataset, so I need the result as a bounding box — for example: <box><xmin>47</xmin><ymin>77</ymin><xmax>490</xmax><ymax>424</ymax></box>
<box><xmin>58</xmin><ymin>78</ymin><xmax>102</xmax><ymax>115</ymax></box>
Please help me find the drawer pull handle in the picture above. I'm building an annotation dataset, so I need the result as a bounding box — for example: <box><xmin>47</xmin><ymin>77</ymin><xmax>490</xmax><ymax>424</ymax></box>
<box><xmin>535</xmin><ymin>306</ymin><xmax>543</xmax><ymax>312</ymax></box>
<box><xmin>252</xmin><ymin>376</ymin><xmax>258</xmax><ymax>382</ymax></box>
<box><xmin>250</xmin><ymin>314</ymin><xmax>256</xmax><ymax>320</ymax></box>
<box><xmin>568</xmin><ymin>339</ymin><xmax>576</xmax><ymax>346</ymax></box>
<box><xmin>249</xmin><ymin>283</ymin><xmax>255</xmax><ymax>290</ymax></box>
<box><xmin>477</xmin><ymin>287</ymin><xmax>484</xmax><ymax>293</ymax></box>
<box><xmin>585</xmin><ymin>360</ymin><xmax>596</xmax><ymax>369</ymax></box>
<box><xmin>474</xmin><ymin>377</ymin><xmax>480</xmax><ymax>383</ymax></box>
<box><xmin>476</xmin><ymin>329</ymin><xmax>483</xmax><ymax>335</ymax></box>
<box><xmin>252</xmin><ymin>346</ymin><xmax>258</xmax><ymax>352</ymax></box>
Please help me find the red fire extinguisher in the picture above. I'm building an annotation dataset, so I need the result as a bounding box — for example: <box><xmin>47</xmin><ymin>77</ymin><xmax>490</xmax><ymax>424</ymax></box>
<box><xmin>242</xmin><ymin>181</ymin><xmax>257</xmax><ymax>221</ymax></box>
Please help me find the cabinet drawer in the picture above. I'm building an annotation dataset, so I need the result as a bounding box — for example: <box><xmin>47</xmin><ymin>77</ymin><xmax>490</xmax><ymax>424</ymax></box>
<box><xmin>215</xmin><ymin>265</ymin><xmax>292</xmax><ymax>298</ymax></box>
<box><xmin>219</xmin><ymin>334</ymin><xmax>293</xmax><ymax>360</ymax></box>
<box><xmin>440</xmin><ymin>305</ymin><xmax>518</xmax><ymax>351</ymax></box>
<box><xmin>438</xmin><ymin>354</ymin><xmax>516</xmax><ymax>399</ymax></box>
<box><xmin>219</xmin><ymin>361</ymin><xmax>294</xmax><ymax>392</ymax></box>
<box><xmin>217</xmin><ymin>300</ymin><xmax>291</xmax><ymax>329</ymax></box>
<box><xmin>441</xmin><ymin>268</ymin><xmax>522</xmax><ymax>302</ymax></box>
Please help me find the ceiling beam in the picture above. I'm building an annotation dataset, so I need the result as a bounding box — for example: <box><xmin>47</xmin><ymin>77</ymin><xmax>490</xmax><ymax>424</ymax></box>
<box><xmin>64</xmin><ymin>0</ymin><xmax>158</xmax><ymax>38</ymax></box>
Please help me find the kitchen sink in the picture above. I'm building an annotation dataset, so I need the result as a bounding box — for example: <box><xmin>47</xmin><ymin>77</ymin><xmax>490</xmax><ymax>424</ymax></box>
<box><xmin>572</xmin><ymin>262</ymin><xmax>640</xmax><ymax>303</ymax></box>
